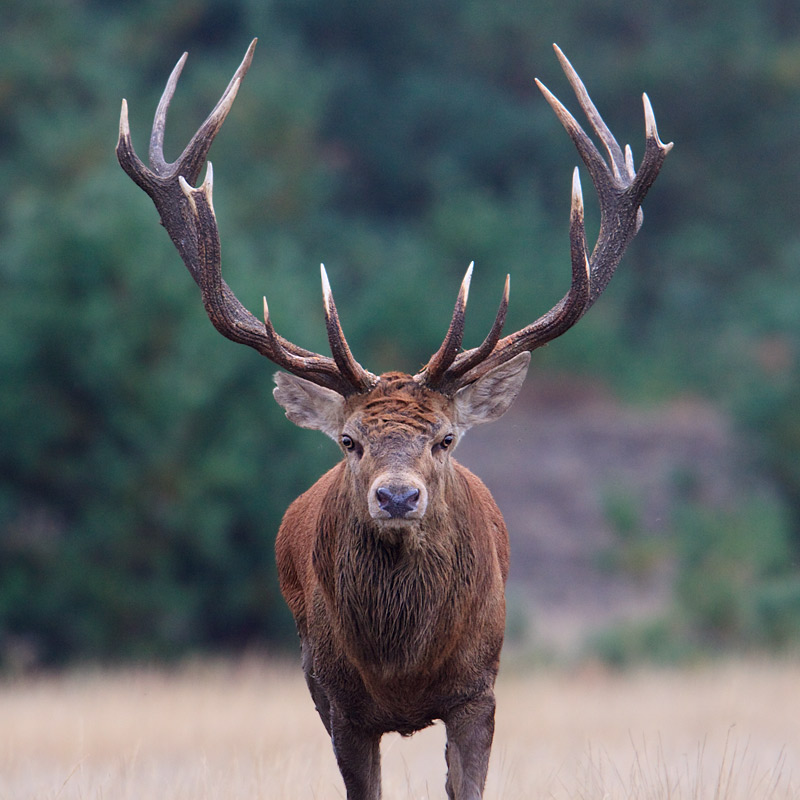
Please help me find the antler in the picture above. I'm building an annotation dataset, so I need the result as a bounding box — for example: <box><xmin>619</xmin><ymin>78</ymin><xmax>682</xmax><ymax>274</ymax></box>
<box><xmin>416</xmin><ymin>44</ymin><xmax>672</xmax><ymax>394</ymax></box>
<box><xmin>116</xmin><ymin>39</ymin><xmax>377</xmax><ymax>396</ymax></box>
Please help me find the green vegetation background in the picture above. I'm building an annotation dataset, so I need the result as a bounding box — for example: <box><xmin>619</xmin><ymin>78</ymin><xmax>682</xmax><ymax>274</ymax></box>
<box><xmin>1</xmin><ymin>0</ymin><xmax>799</xmax><ymax>666</ymax></box>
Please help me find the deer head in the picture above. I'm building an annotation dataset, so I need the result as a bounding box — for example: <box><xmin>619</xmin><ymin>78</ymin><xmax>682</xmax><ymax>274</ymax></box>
<box><xmin>274</xmin><ymin>352</ymin><xmax>530</xmax><ymax>536</ymax></box>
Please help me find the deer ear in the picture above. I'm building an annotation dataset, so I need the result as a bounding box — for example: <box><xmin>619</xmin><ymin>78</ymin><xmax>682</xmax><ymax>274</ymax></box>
<box><xmin>273</xmin><ymin>372</ymin><xmax>345</xmax><ymax>441</ymax></box>
<box><xmin>453</xmin><ymin>352</ymin><xmax>531</xmax><ymax>431</ymax></box>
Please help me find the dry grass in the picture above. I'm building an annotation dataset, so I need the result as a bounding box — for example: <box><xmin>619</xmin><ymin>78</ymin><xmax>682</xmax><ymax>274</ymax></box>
<box><xmin>0</xmin><ymin>656</ymin><xmax>797</xmax><ymax>799</ymax></box>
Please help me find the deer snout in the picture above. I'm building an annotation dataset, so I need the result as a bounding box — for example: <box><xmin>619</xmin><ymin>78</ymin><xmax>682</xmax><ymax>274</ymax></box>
<box><xmin>376</xmin><ymin>486</ymin><xmax>420</xmax><ymax>517</ymax></box>
<box><xmin>368</xmin><ymin>475</ymin><xmax>428</xmax><ymax>522</ymax></box>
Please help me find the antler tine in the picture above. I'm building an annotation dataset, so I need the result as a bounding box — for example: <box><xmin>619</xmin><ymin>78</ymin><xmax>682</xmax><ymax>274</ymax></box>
<box><xmin>551</xmin><ymin>44</ymin><xmax>630</xmax><ymax>182</ymax></box>
<box><xmin>643</xmin><ymin>93</ymin><xmax>672</xmax><ymax>153</ymax></box>
<box><xmin>435</xmin><ymin>273</ymin><xmax>510</xmax><ymax>390</ymax></box>
<box><xmin>420</xmin><ymin>46</ymin><xmax>670</xmax><ymax>393</ymax></box>
<box><xmin>151</xmin><ymin>40</ymin><xmax>256</xmax><ymax>184</ymax></box>
<box><xmin>419</xmin><ymin>263</ymin><xmax>473</xmax><ymax>385</ymax></box>
<box><xmin>635</xmin><ymin>93</ymin><xmax>674</xmax><ymax>193</ymax></box>
<box><xmin>118</xmin><ymin>41</ymin><xmax>376</xmax><ymax>397</ymax></box>
<box><xmin>568</xmin><ymin>166</ymin><xmax>591</xmax><ymax>290</ymax></box>
<box><xmin>148</xmin><ymin>52</ymin><xmax>188</xmax><ymax>176</ymax></box>
<box><xmin>321</xmin><ymin>265</ymin><xmax>379</xmax><ymax>392</ymax></box>
<box><xmin>457</xmin><ymin>170</ymin><xmax>590</xmax><ymax>375</ymax></box>
<box><xmin>533</xmin><ymin>78</ymin><xmax>612</xmax><ymax>198</ymax></box>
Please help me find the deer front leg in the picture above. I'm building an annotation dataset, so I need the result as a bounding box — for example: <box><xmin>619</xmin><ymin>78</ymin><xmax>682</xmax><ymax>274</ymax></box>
<box><xmin>330</xmin><ymin>707</ymin><xmax>382</xmax><ymax>800</ymax></box>
<box><xmin>443</xmin><ymin>691</ymin><xmax>496</xmax><ymax>800</ymax></box>
<box><xmin>300</xmin><ymin>637</ymin><xmax>334</xmax><ymax>736</ymax></box>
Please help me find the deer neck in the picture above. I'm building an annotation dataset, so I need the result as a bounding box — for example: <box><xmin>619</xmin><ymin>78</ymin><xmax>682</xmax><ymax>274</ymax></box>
<box><xmin>316</xmin><ymin>467</ymin><xmax>473</xmax><ymax>677</ymax></box>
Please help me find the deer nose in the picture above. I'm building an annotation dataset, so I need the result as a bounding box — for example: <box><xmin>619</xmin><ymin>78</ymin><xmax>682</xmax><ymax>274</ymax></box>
<box><xmin>375</xmin><ymin>485</ymin><xmax>421</xmax><ymax>518</ymax></box>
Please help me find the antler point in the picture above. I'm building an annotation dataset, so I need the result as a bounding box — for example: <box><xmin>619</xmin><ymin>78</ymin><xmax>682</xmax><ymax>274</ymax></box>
<box><xmin>571</xmin><ymin>167</ymin><xmax>584</xmax><ymax>212</ymax></box>
<box><xmin>320</xmin><ymin>263</ymin><xmax>333</xmax><ymax>313</ymax></box>
<box><xmin>460</xmin><ymin>263</ymin><xmax>473</xmax><ymax>308</ymax></box>
<box><xmin>642</xmin><ymin>93</ymin><xmax>673</xmax><ymax>152</ymax></box>
<box><xmin>551</xmin><ymin>43</ymin><xmax>568</xmax><ymax>66</ymax></box>
<box><xmin>118</xmin><ymin>99</ymin><xmax>130</xmax><ymax>139</ymax></box>
<box><xmin>551</xmin><ymin>43</ymin><xmax>573</xmax><ymax>73</ymax></box>
<box><xmin>534</xmin><ymin>78</ymin><xmax>553</xmax><ymax>100</ymax></box>
<box><xmin>170</xmin><ymin>52</ymin><xmax>189</xmax><ymax>83</ymax></box>
<box><xmin>624</xmin><ymin>144</ymin><xmax>635</xmax><ymax>176</ymax></box>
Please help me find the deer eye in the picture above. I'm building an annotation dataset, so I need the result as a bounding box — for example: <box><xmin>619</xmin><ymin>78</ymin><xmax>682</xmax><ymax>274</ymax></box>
<box><xmin>341</xmin><ymin>435</ymin><xmax>356</xmax><ymax>451</ymax></box>
<box><xmin>437</xmin><ymin>433</ymin><xmax>455</xmax><ymax>452</ymax></box>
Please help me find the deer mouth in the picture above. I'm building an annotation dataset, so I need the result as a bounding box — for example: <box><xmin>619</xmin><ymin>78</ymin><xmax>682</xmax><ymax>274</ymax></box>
<box><xmin>368</xmin><ymin>474</ymin><xmax>428</xmax><ymax>524</ymax></box>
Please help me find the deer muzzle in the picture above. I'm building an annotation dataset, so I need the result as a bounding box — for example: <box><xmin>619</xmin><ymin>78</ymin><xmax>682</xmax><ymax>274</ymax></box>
<box><xmin>368</xmin><ymin>474</ymin><xmax>428</xmax><ymax>522</ymax></box>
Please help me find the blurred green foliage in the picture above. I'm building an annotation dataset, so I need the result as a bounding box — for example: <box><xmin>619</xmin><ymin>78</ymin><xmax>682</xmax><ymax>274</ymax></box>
<box><xmin>1</xmin><ymin>0</ymin><xmax>799</xmax><ymax>666</ymax></box>
<box><xmin>591</xmin><ymin>496</ymin><xmax>800</xmax><ymax>667</ymax></box>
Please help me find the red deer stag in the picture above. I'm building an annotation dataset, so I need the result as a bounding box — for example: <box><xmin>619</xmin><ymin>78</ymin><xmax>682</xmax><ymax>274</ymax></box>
<box><xmin>117</xmin><ymin>39</ymin><xmax>670</xmax><ymax>800</ymax></box>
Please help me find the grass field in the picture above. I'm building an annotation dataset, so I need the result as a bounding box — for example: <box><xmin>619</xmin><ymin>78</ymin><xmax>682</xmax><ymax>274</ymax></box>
<box><xmin>0</xmin><ymin>656</ymin><xmax>797</xmax><ymax>799</ymax></box>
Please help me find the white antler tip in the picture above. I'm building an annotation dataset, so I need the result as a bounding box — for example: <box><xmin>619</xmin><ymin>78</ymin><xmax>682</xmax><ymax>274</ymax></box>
<box><xmin>624</xmin><ymin>144</ymin><xmax>635</xmax><ymax>176</ymax></box>
<box><xmin>320</xmin><ymin>263</ymin><xmax>333</xmax><ymax>311</ymax></box>
<box><xmin>241</xmin><ymin>39</ymin><xmax>258</xmax><ymax>69</ymax></box>
<box><xmin>643</xmin><ymin>94</ymin><xmax>656</xmax><ymax>132</ymax></box>
<box><xmin>262</xmin><ymin>295</ymin><xmax>270</xmax><ymax>324</ymax></box>
<box><xmin>571</xmin><ymin>166</ymin><xmax>584</xmax><ymax>211</ymax></box>
<box><xmin>643</xmin><ymin>93</ymin><xmax>673</xmax><ymax>151</ymax></box>
<box><xmin>460</xmin><ymin>262</ymin><xmax>474</xmax><ymax>304</ymax></box>
<box><xmin>119</xmin><ymin>99</ymin><xmax>129</xmax><ymax>137</ymax></box>
<box><xmin>534</xmin><ymin>78</ymin><xmax>555</xmax><ymax>103</ymax></box>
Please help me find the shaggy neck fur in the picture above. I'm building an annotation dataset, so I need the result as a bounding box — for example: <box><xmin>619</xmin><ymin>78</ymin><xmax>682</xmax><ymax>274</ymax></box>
<box><xmin>315</xmin><ymin>465</ymin><xmax>479</xmax><ymax>680</ymax></box>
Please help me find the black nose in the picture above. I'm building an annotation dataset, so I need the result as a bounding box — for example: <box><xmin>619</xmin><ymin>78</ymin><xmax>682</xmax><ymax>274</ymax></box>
<box><xmin>376</xmin><ymin>486</ymin><xmax>420</xmax><ymax>518</ymax></box>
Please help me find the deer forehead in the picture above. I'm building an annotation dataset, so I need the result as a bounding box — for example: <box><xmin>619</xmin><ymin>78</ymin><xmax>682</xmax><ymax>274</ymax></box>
<box><xmin>345</xmin><ymin>373</ymin><xmax>452</xmax><ymax>442</ymax></box>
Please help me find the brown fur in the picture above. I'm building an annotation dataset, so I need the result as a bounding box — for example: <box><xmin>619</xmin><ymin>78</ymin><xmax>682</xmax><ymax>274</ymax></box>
<box><xmin>274</xmin><ymin>368</ymin><xmax>523</xmax><ymax>800</ymax></box>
